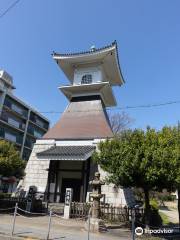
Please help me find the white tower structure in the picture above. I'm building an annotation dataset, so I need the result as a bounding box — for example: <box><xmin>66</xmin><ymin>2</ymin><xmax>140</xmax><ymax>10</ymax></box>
<box><xmin>20</xmin><ymin>42</ymin><xmax>135</xmax><ymax>206</ymax></box>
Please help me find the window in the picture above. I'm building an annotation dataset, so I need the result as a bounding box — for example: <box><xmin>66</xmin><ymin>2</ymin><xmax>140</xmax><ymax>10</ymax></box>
<box><xmin>81</xmin><ymin>74</ymin><xmax>92</xmax><ymax>84</ymax></box>
<box><xmin>11</xmin><ymin>103</ymin><xmax>23</xmax><ymax>114</ymax></box>
<box><xmin>34</xmin><ymin>130</ymin><xmax>43</xmax><ymax>138</ymax></box>
<box><xmin>8</xmin><ymin>117</ymin><xmax>20</xmax><ymax>128</ymax></box>
<box><xmin>35</xmin><ymin>118</ymin><xmax>44</xmax><ymax>128</ymax></box>
<box><xmin>5</xmin><ymin>132</ymin><xmax>16</xmax><ymax>142</ymax></box>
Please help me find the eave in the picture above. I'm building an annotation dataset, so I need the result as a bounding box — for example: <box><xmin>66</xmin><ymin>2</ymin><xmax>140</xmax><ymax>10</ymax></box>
<box><xmin>53</xmin><ymin>41</ymin><xmax>125</xmax><ymax>86</ymax></box>
<box><xmin>59</xmin><ymin>82</ymin><xmax>116</xmax><ymax>107</ymax></box>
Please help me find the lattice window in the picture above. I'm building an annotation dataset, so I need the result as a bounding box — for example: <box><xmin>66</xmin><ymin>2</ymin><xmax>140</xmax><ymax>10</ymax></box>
<box><xmin>81</xmin><ymin>74</ymin><xmax>92</xmax><ymax>84</ymax></box>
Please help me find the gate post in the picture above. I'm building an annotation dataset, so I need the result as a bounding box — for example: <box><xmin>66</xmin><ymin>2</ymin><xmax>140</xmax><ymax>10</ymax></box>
<box><xmin>131</xmin><ymin>208</ymin><xmax>136</xmax><ymax>240</ymax></box>
<box><xmin>46</xmin><ymin>210</ymin><xmax>52</xmax><ymax>240</ymax></box>
<box><xmin>11</xmin><ymin>202</ymin><xmax>18</xmax><ymax>236</ymax></box>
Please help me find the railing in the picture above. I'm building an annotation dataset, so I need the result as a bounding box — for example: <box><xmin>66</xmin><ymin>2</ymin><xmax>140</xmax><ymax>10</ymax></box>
<box><xmin>100</xmin><ymin>205</ymin><xmax>129</xmax><ymax>222</ymax></box>
<box><xmin>0</xmin><ymin>197</ymin><xmax>45</xmax><ymax>213</ymax></box>
<box><xmin>25</xmin><ymin>138</ymin><xmax>35</xmax><ymax>148</ymax></box>
<box><xmin>4</xmin><ymin>99</ymin><xmax>28</xmax><ymax>118</ymax></box>
<box><xmin>101</xmin><ymin>205</ymin><xmax>144</xmax><ymax>222</ymax></box>
<box><xmin>70</xmin><ymin>202</ymin><xmax>144</xmax><ymax>222</ymax></box>
<box><xmin>0</xmin><ymin>129</ymin><xmax>23</xmax><ymax>145</ymax></box>
<box><xmin>0</xmin><ymin>197</ymin><xmax>27</xmax><ymax>212</ymax></box>
<box><xmin>30</xmin><ymin>114</ymin><xmax>49</xmax><ymax>130</ymax></box>
<box><xmin>70</xmin><ymin>202</ymin><xmax>90</xmax><ymax>219</ymax></box>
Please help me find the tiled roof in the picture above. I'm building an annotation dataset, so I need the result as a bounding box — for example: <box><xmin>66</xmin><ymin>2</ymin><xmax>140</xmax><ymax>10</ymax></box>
<box><xmin>37</xmin><ymin>145</ymin><xmax>96</xmax><ymax>161</ymax></box>
<box><xmin>52</xmin><ymin>41</ymin><xmax>125</xmax><ymax>84</ymax></box>
<box><xmin>52</xmin><ymin>41</ymin><xmax>117</xmax><ymax>57</ymax></box>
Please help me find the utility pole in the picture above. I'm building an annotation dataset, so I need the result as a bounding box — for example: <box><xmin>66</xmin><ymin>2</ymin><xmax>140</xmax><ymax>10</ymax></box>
<box><xmin>131</xmin><ymin>209</ymin><xmax>135</xmax><ymax>240</ymax></box>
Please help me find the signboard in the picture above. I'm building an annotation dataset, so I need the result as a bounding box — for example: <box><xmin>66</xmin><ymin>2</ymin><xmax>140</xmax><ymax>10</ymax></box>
<box><xmin>65</xmin><ymin>188</ymin><xmax>73</xmax><ymax>206</ymax></box>
<box><xmin>64</xmin><ymin>188</ymin><xmax>73</xmax><ymax>219</ymax></box>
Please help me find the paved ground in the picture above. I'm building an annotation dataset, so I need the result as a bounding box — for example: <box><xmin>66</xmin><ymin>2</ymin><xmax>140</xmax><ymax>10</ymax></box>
<box><xmin>0</xmin><ymin>214</ymin><xmax>131</xmax><ymax>240</ymax></box>
<box><xmin>159</xmin><ymin>207</ymin><xmax>179</xmax><ymax>224</ymax></box>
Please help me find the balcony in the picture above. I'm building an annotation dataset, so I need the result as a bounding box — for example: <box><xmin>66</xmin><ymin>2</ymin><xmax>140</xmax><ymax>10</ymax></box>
<box><xmin>0</xmin><ymin>114</ymin><xmax>26</xmax><ymax>132</ymax></box>
<box><xmin>0</xmin><ymin>127</ymin><xmax>23</xmax><ymax>145</ymax></box>
<box><xmin>25</xmin><ymin>138</ymin><xmax>35</xmax><ymax>149</ymax></box>
<box><xmin>4</xmin><ymin>99</ymin><xmax>28</xmax><ymax>119</ymax></box>
<box><xmin>30</xmin><ymin>113</ymin><xmax>49</xmax><ymax>130</ymax></box>
<box><xmin>27</xmin><ymin>124</ymin><xmax>44</xmax><ymax>139</ymax></box>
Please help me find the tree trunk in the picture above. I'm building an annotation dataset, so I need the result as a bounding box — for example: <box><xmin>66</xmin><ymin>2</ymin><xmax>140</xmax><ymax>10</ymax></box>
<box><xmin>178</xmin><ymin>189</ymin><xmax>180</xmax><ymax>227</ymax></box>
<box><xmin>143</xmin><ymin>188</ymin><xmax>150</xmax><ymax>226</ymax></box>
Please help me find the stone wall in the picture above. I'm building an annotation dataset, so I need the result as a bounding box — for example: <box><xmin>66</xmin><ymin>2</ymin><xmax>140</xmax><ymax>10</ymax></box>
<box><xmin>20</xmin><ymin>141</ymin><xmax>54</xmax><ymax>193</ymax></box>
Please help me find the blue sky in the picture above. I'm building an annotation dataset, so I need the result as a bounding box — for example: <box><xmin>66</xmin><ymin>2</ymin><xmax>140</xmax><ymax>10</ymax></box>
<box><xmin>0</xmin><ymin>0</ymin><xmax>179</xmax><ymax>129</ymax></box>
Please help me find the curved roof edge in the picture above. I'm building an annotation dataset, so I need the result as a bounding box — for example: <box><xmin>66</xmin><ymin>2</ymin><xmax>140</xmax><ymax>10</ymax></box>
<box><xmin>52</xmin><ymin>41</ymin><xmax>116</xmax><ymax>57</ymax></box>
<box><xmin>52</xmin><ymin>41</ymin><xmax>125</xmax><ymax>85</ymax></box>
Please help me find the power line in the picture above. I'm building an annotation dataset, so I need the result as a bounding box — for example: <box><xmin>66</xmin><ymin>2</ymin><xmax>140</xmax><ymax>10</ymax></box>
<box><xmin>41</xmin><ymin>100</ymin><xmax>180</xmax><ymax>113</ymax></box>
<box><xmin>0</xmin><ymin>0</ymin><xmax>21</xmax><ymax>19</ymax></box>
<box><xmin>0</xmin><ymin>99</ymin><xmax>179</xmax><ymax>114</ymax></box>
<box><xmin>114</xmin><ymin>100</ymin><xmax>180</xmax><ymax>110</ymax></box>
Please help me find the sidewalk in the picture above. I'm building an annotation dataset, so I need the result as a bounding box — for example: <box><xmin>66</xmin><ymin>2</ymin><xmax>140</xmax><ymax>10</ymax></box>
<box><xmin>159</xmin><ymin>208</ymin><xmax>179</xmax><ymax>224</ymax></box>
<box><xmin>0</xmin><ymin>214</ymin><xmax>131</xmax><ymax>240</ymax></box>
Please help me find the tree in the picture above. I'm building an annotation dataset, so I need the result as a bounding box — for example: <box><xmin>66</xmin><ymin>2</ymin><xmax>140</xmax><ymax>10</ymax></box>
<box><xmin>176</xmin><ymin>123</ymin><xmax>180</xmax><ymax>226</ymax></box>
<box><xmin>93</xmin><ymin>128</ymin><xmax>170</xmax><ymax>225</ymax></box>
<box><xmin>109</xmin><ymin>112</ymin><xmax>133</xmax><ymax>134</ymax></box>
<box><xmin>0</xmin><ymin>140</ymin><xmax>25</xmax><ymax>178</ymax></box>
<box><xmin>157</xmin><ymin>126</ymin><xmax>180</xmax><ymax>225</ymax></box>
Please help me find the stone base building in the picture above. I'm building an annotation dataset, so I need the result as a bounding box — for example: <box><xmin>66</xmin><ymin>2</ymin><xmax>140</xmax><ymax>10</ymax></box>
<box><xmin>19</xmin><ymin>42</ymin><xmax>135</xmax><ymax>206</ymax></box>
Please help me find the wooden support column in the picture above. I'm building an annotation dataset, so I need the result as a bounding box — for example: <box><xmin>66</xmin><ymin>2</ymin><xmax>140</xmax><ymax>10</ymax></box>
<box><xmin>85</xmin><ymin>158</ymin><xmax>90</xmax><ymax>198</ymax></box>
<box><xmin>81</xmin><ymin>161</ymin><xmax>85</xmax><ymax>202</ymax></box>
<box><xmin>54</xmin><ymin>161</ymin><xmax>59</xmax><ymax>202</ymax></box>
<box><xmin>46</xmin><ymin>160</ymin><xmax>52</xmax><ymax>202</ymax></box>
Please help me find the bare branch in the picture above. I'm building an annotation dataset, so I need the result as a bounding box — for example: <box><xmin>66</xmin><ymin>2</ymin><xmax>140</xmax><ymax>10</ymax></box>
<box><xmin>109</xmin><ymin>111</ymin><xmax>134</xmax><ymax>134</ymax></box>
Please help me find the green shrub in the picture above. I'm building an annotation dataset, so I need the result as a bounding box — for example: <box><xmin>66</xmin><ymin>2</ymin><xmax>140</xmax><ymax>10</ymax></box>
<box><xmin>150</xmin><ymin>198</ymin><xmax>159</xmax><ymax>211</ymax></box>
<box><xmin>159</xmin><ymin>194</ymin><xmax>176</xmax><ymax>201</ymax></box>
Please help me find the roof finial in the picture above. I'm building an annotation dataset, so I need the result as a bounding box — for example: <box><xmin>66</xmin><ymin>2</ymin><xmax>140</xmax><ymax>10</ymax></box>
<box><xmin>90</xmin><ymin>45</ymin><xmax>96</xmax><ymax>51</ymax></box>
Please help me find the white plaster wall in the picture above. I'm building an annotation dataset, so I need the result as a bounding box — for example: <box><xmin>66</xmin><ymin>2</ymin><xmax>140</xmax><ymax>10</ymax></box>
<box><xmin>98</xmin><ymin>166</ymin><xmax>135</xmax><ymax>207</ymax></box>
<box><xmin>56</xmin><ymin>140</ymin><xmax>94</xmax><ymax>146</ymax></box>
<box><xmin>73</xmin><ymin>66</ymin><xmax>102</xmax><ymax>85</ymax></box>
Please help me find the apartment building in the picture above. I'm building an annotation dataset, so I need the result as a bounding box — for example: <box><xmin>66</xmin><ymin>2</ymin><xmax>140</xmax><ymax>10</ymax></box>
<box><xmin>0</xmin><ymin>70</ymin><xmax>49</xmax><ymax>161</ymax></box>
